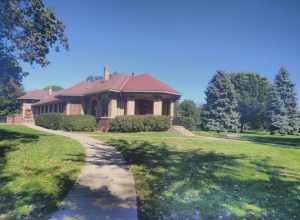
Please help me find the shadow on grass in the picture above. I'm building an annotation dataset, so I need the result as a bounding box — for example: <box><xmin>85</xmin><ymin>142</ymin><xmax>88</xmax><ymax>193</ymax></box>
<box><xmin>0</xmin><ymin>128</ymin><xmax>40</xmax><ymax>186</ymax></box>
<box><xmin>107</xmin><ymin>138</ymin><xmax>300</xmax><ymax>220</ymax></box>
<box><xmin>0</xmin><ymin>128</ymin><xmax>82</xmax><ymax>220</ymax></box>
<box><xmin>50</xmin><ymin>184</ymin><xmax>137</xmax><ymax>220</ymax></box>
<box><xmin>0</xmin><ymin>166</ymin><xmax>79</xmax><ymax>220</ymax></box>
<box><xmin>0</xmin><ymin>128</ymin><xmax>41</xmax><ymax>144</ymax></box>
<box><xmin>241</xmin><ymin>135</ymin><xmax>300</xmax><ymax>149</ymax></box>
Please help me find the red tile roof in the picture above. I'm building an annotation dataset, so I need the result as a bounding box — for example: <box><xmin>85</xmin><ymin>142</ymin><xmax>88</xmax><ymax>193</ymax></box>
<box><xmin>18</xmin><ymin>90</ymin><xmax>53</xmax><ymax>100</ymax></box>
<box><xmin>20</xmin><ymin>73</ymin><xmax>180</xmax><ymax>106</ymax></box>
<box><xmin>32</xmin><ymin>96</ymin><xmax>60</xmax><ymax>106</ymax></box>
<box><xmin>122</xmin><ymin>74</ymin><xmax>179</xmax><ymax>94</ymax></box>
<box><xmin>57</xmin><ymin>74</ymin><xmax>180</xmax><ymax>97</ymax></box>
<box><xmin>56</xmin><ymin>74</ymin><xmax>130</xmax><ymax>97</ymax></box>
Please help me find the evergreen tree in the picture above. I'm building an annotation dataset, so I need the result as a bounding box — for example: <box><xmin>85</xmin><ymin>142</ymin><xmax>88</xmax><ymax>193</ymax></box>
<box><xmin>272</xmin><ymin>67</ymin><xmax>298</xmax><ymax>133</ymax></box>
<box><xmin>202</xmin><ymin>71</ymin><xmax>240</xmax><ymax>132</ymax></box>
<box><xmin>266</xmin><ymin>88</ymin><xmax>289</xmax><ymax>134</ymax></box>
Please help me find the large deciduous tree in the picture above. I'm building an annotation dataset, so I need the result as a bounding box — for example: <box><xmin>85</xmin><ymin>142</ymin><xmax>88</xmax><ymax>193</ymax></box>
<box><xmin>43</xmin><ymin>85</ymin><xmax>63</xmax><ymax>91</ymax></box>
<box><xmin>0</xmin><ymin>0</ymin><xmax>68</xmax><ymax>116</ymax></box>
<box><xmin>176</xmin><ymin>99</ymin><xmax>201</xmax><ymax>130</ymax></box>
<box><xmin>0</xmin><ymin>0</ymin><xmax>68</xmax><ymax>66</ymax></box>
<box><xmin>268</xmin><ymin>67</ymin><xmax>298</xmax><ymax>134</ymax></box>
<box><xmin>0</xmin><ymin>48</ymin><xmax>26</xmax><ymax>116</ymax></box>
<box><xmin>230</xmin><ymin>73</ymin><xmax>271</xmax><ymax>132</ymax></box>
<box><xmin>202</xmin><ymin>71</ymin><xmax>240</xmax><ymax>132</ymax></box>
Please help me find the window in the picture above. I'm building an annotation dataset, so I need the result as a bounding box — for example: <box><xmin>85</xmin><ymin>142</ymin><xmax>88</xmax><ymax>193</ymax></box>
<box><xmin>163</xmin><ymin>100</ymin><xmax>171</xmax><ymax>116</ymax></box>
<box><xmin>135</xmin><ymin>99</ymin><xmax>153</xmax><ymax>115</ymax></box>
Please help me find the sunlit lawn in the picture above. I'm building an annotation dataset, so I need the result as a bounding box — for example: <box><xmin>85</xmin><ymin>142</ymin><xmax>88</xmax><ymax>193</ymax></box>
<box><xmin>0</xmin><ymin>125</ymin><xmax>85</xmax><ymax>219</ymax></box>
<box><xmin>91</xmin><ymin>131</ymin><xmax>300</xmax><ymax>220</ymax></box>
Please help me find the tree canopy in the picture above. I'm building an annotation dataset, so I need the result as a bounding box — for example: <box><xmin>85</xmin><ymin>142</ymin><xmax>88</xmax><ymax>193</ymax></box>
<box><xmin>176</xmin><ymin>100</ymin><xmax>201</xmax><ymax>130</ymax></box>
<box><xmin>266</xmin><ymin>87</ymin><xmax>289</xmax><ymax>134</ymax></box>
<box><xmin>0</xmin><ymin>0</ymin><xmax>68</xmax><ymax>116</ymax></box>
<box><xmin>267</xmin><ymin>67</ymin><xmax>298</xmax><ymax>134</ymax></box>
<box><xmin>230</xmin><ymin>73</ymin><xmax>271</xmax><ymax>132</ymax></box>
<box><xmin>0</xmin><ymin>48</ymin><xmax>26</xmax><ymax>116</ymax></box>
<box><xmin>86</xmin><ymin>75</ymin><xmax>103</xmax><ymax>82</ymax></box>
<box><xmin>202</xmin><ymin>71</ymin><xmax>240</xmax><ymax>132</ymax></box>
<box><xmin>0</xmin><ymin>0</ymin><xmax>68</xmax><ymax>66</ymax></box>
<box><xmin>43</xmin><ymin>85</ymin><xmax>63</xmax><ymax>91</ymax></box>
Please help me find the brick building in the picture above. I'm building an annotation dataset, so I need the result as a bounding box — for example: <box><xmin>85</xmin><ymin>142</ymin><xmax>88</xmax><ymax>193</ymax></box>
<box><xmin>18</xmin><ymin>66</ymin><xmax>181</xmax><ymax>129</ymax></box>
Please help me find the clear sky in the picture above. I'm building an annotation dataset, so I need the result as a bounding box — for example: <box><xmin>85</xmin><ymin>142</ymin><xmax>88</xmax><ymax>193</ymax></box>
<box><xmin>22</xmin><ymin>0</ymin><xmax>300</xmax><ymax>104</ymax></box>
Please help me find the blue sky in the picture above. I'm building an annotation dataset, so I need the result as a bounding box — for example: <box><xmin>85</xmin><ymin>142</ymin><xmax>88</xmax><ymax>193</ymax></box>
<box><xmin>22</xmin><ymin>0</ymin><xmax>300</xmax><ymax>104</ymax></box>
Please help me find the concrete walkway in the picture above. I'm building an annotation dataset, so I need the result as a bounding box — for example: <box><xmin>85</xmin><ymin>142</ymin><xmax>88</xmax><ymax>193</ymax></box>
<box><xmin>25</xmin><ymin>124</ymin><xmax>138</xmax><ymax>220</ymax></box>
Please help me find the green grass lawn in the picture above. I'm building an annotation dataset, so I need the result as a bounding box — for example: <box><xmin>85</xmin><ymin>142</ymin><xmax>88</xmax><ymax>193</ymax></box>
<box><xmin>0</xmin><ymin>125</ymin><xmax>85</xmax><ymax>219</ymax></box>
<box><xmin>91</xmin><ymin>131</ymin><xmax>300</xmax><ymax>220</ymax></box>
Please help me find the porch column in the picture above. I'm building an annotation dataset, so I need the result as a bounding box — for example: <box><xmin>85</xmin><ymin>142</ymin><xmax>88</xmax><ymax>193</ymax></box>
<box><xmin>126</xmin><ymin>99</ymin><xmax>135</xmax><ymax>115</ymax></box>
<box><xmin>108</xmin><ymin>98</ymin><xmax>118</xmax><ymax>118</ymax></box>
<box><xmin>170</xmin><ymin>101</ymin><xmax>175</xmax><ymax>117</ymax></box>
<box><xmin>80</xmin><ymin>98</ymin><xmax>85</xmax><ymax>115</ymax></box>
<box><xmin>65</xmin><ymin>102</ymin><xmax>71</xmax><ymax>115</ymax></box>
<box><xmin>153</xmin><ymin>99</ymin><xmax>162</xmax><ymax>115</ymax></box>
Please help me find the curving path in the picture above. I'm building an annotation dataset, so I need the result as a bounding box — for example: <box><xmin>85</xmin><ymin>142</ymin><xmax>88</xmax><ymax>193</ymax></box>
<box><xmin>24</xmin><ymin>124</ymin><xmax>138</xmax><ymax>220</ymax></box>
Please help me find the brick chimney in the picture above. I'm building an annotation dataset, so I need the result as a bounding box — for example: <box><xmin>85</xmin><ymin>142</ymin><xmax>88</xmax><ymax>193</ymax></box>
<box><xmin>104</xmin><ymin>65</ymin><xmax>110</xmax><ymax>80</ymax></box>
<box><xmin>48</xmin><ymin>86</ymin><xmax>53</xmax><ymax>96</ymax></box>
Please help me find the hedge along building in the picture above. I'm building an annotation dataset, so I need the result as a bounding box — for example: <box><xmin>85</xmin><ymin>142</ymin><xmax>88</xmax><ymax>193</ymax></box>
<box><xmin>17</xmin><ymin>66</ymin><xmax>181</xmax><ymax>129</ymax></box>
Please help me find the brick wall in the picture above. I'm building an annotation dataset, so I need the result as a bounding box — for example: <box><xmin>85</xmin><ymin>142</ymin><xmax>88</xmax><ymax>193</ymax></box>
<box><xmin>68</xmin><ymin>103</ymin><xmax>83</xmax><ymax>115</ymax></box>
<box><xmin>6</xmin><ymin>114</ymin><xmax>25</xmax><ymax>124</ymax></box>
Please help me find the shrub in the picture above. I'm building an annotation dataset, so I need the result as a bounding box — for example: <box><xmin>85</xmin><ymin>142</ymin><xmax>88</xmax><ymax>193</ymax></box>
<box><xmin>109</xmin><ymin>115</ymin><xmax>170</xmax><ymax>132</ymax></box>
<box><xmin>174</xmin><ymin>116</ymin><xmax>197</xmax><ymax>130</ymax></box>
<box><xmin>62</xmin><ymin>115</ymin><xmax>96</xmax><ymax>132</ymax></box>
<box><xmin>109</xmin><ymin>116</ymin><xmax>144</xmax><ymax>132</ymax></box>
<box><xmin>35</xmin><ymin>114</ymin><xmax>96</xmax><ymax>131</ymax></box>
<box><xmin>35</xmin><ymin>113</ymin><xmax>65</xmax><ymax>130</ymax></box>
<box><xmin>143</xmin><ymin>115</ymin><xmax>170</xmax><ymax>131</ymax></box>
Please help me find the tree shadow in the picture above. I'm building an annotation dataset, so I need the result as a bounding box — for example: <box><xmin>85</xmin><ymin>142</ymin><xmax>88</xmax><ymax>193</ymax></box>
<box><xmin>0</xmin><ymin>128</ymin><xmax>40</xmax><ymax>144</ymax></box>
<box><xmin>107</xmin><ymin>138</ymin><xmax>300</xmax><ymax>220</ymax></box>
<box><xmin>50</xmin><ymin>184</ymin><xmax>137</xmax><ymax>220</ymax></box>
<box><xmin>0</xmin><ymin>166</ymin><xmax>80</xmax><ymax>220</ymax></box>
<box><xmin>0</xmin><ymin>128</ymin><xmax>82</xmax><ymax>220</ymax></box>
<box><xmin>0</xmin><ymin>128</ymin><xmax>41</xmax><ymax>203</ymax></box>
<box><xmin>240</xmin><ymin>135</ymin><xmax>300</xmax><ymax>149</ymax></box>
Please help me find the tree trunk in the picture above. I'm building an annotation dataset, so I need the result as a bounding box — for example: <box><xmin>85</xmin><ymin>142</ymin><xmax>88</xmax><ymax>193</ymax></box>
<box><xmin>240</xmin><ymin>122</ymin><xmax>244</xmax><ymax>133</ymax></box>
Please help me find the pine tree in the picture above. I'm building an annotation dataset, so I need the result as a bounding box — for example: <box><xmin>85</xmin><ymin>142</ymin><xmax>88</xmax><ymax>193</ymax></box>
<box><xmin>203</xmin><ymin>71</ymin><xmax>240</xmax><ymax>132</ymax></box>
<box><xmin>266</xmin><ymin>88</ymin><xmax>289</xmax><ymax>134</ymax></box>
<box><xmin>273</xmin><ymin>67</ymin><xmax>298</xmax><ymax>133</ymax></box>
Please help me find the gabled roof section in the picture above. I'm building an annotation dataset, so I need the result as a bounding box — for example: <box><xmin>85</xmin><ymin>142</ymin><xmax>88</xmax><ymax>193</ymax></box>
<box><xmin>56</xmin><ymin>73</ymin><xmax>180</xmax><ymax>97</ymax></box>
<box><xmin>18</xmin><ymin>90</ymin><xmax>52</xmax><ymax>100</ymax></box>
<box><xmin>122</xmin><ymin>74</ymin><xmax>180</xmax><ymax>95</ymax></box>
<box><xmin>56</xmin><ymin>74</ymin><xmax>130</xmax><ymax>97</ymax></box>
<box><xmin>20</xmin><ymin>73</ymin><xmax>180</xmax><ymax>106</ymax></box>
<box><xmin>32</xmin><ymin>96</ymin><xmax>60</xmax><ymax>106</ymax></box>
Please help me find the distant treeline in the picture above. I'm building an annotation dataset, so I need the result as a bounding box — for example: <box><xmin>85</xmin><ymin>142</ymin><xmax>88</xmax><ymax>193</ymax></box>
<box><xmin>176</xmin><ymin>67</ymin><xmax>299</xmax><ymax>134</ymax></box>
